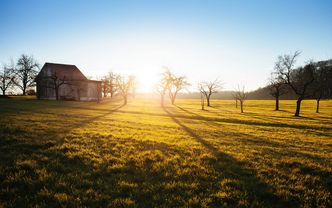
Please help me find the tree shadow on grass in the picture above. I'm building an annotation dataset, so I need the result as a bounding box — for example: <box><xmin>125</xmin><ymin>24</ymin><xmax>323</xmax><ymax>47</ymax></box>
<box><xmin>162</xmin><ymin>106</ymin><xmax>293</xmax><ymax>207</ymax></box>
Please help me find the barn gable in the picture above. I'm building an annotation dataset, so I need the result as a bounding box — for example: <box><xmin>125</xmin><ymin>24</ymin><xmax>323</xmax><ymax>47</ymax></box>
<box><xmin>36</xmin><ymin>63</ymin><xmax>88</xmax><ymax>81</ymax></box>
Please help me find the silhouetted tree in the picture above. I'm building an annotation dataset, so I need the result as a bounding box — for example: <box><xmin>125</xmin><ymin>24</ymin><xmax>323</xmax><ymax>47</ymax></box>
<box><xmin>108</xmin><ymin>72</ymin><xmax>118</xmax><ymax>98</ymax></box>
<box><xmin>39</xmin><ymin>71</ymin><xmax>71</xmax><ymax>100</ymax></box>
<box><xmin>168</xmin><ymin>73</ymin><xmax>189</xmax><ymax>105</ymax></box>
<box><xmin>268</xmin><ymin>73</ymin><xmax>288</xmax><ymax>110</ymax></box>
<box><xmin>198</xmin><ymin>83</ymin><xmax>205</xmax><ymax>110</ymax></box>
<box><xmin>13</xmin><ymin>54</ymin><xmax>39</xmax><ymax>95</ymax></box>
<box><xmin>156</xmin><ymin>69</ymin><xmax>173</xmax><ymax>106</ymax></box>
<box><xmin>198</xmin><ymin>79</ymin><xmax>222</xmax><ymax>106</ymax></box>
<box><xmin>0</xmin><ymin>62</ymin><xmax>15</xmax><ymax>95</ymax></box>
<box><xmin>101</xmin><ymin>76</ymin><xmax>109</xmax><ymax>97</ymax></box>
<box><xmin>116</xmin><ymin>75</ymin><xmax>134</xmax><ymax>105</ymax></box>
<box><xmin>234</xmin><ymin>85</ymin><xmax>247</xmax><ymax>113</ymax></box>
<box><xmin>274</xmin><ymin>51</ymin><xmax>315</xmax><ymax>116</ymax></box>
<box><xmin>312</xmin><ymin>60</ymin><xmax>332</xmax><ymax>113</ymax></box>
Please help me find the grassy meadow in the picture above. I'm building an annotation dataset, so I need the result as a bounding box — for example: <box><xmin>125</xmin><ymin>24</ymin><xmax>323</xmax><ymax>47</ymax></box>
<box><xmin>0</xmin><ymin>97</ymin><xmax>331</xmax><ymax>207</ymax></box>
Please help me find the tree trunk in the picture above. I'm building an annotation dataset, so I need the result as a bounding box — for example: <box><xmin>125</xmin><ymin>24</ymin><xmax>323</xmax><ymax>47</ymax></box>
<box><xmin>206</xmin><ymin>96</ymin><xmax>210</xmax><ymax>107</ymax></box>
<box><xmin>235</xmin><ymin>99</ymin><xmax>238</xmax><ymax>108</ymax></box>
<box><xmin>2</xmin><ymin>89</ymin><xmax>5</xmax><ymax>96</ymax></box>
<box><xmin>275</xmin><ymin>95</ymin><xmax>279</xmax><ymax>111</ymax></box>
<box><xmin>240</xmin><ymin>100</ymin><xmax>244</xmax><ymax>113</ymax></box>
<box><xmin>294</xmin><ymin>98</ymin><xmax>302</xmax><ymax>117</ymax></box>
<box><xmin>22</xmin><ymin>86</ymin><xmax>26</xmax><ymax>95</ymax></box>
<box><xmin>316</xmin><ymin>99</ymin><xmax>320</xmax><ymax>113</ymax></box>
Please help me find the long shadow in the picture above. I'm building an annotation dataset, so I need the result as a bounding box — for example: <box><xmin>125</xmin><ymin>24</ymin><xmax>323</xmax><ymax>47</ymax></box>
<box><xmin>162</xmin><ymin>106</ymin><xmax>292</xmax><ymax>207</ymax></box>
<box><xmin>100</xmin><ymin>108</ymin><xmax>332</xmax><ymax>133</ymax></box>
<box><xmin>174</xmin><ymin>107</ymin><xmax>328</xmax><ymax>163</ymax></box>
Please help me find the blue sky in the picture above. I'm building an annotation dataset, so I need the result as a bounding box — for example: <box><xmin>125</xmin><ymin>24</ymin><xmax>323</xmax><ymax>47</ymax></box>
<box><xmin>1</xmin><ymin>0</ymin><xmax>332</xmax><ymax>91</ymax></box>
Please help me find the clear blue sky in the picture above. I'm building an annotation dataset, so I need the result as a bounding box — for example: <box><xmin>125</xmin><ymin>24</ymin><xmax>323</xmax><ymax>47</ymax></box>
<box><xmin>1</xmin><ymin>0</ymin><xmax>332</xmax><ymax>91</ymax></box>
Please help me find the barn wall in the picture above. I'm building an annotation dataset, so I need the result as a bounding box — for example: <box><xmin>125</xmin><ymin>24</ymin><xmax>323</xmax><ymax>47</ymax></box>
<box><xmin>36</xmin><ymin>64</ymin><xmax>102</xmax><ymax>101</ymax></box>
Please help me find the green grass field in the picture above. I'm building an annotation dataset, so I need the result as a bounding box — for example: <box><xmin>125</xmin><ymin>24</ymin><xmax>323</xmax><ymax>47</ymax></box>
<box><xmin>0</xmin><ymin>97</ymin><xmax>331</xmax><ymax>207</ymax></box>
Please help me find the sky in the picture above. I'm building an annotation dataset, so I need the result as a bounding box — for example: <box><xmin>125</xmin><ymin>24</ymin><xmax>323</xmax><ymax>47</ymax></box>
<box><xmin>1</xmin><ymin>0</ymin><xmax>332</xmax><ymax>92</ymax></box>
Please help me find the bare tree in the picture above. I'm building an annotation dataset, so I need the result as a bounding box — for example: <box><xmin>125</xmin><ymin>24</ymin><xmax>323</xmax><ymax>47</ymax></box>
<box><xmin>312</xmin><ymin>60</ymin><xmax>332</xmax><ymax>113</ymax></box>
<box><xmin>234</xmin><ymin>85</ymin><xmax>247</xmax><ymax>113</ymax></box>
<box><xmin>168</xmin><ymin>73</ymin><xmax>190</xmax><ymax>105</ymax></box>
<box><xmin>268</xmin><ymin>72</ymin><xmax>288</xmax><ymax>111</ymax></box>
<box><xmin>232</xmin><ymin>92</ymin><xmax>238</xmax><ymax>108</ymax></box>
<box><xmin>13</xmin><ymin>54</ymin><xmax>39</xmax><ymax>95</ymax></box>
<box><xmin>0</xmin><ymin>62</ymin><xmax>15</xmax><ymax>96</ymax></box>
<box><xmin>156</xmin><ymin>69</ymin><xmax>173</xmax><ymax>106</ymax></box>
<box><xmin>108</xmin><ymin>72</ymin><xmax>118</xmax><ymax>98</ymax></box>
<box><xmin>274</xmin><ymin>51</ymin><xmax>315</xmax><ymax>116</ymax></box>
<box><xmin>198</xmin><ymin>79</ymin><xmax>222</xmax><ymax>106</ymax></box>
<box><xmin>39</xmin><ymin>72</ymin><xmax>71</xmax><ymax>100</ymax></box>
<box><xmin>101</xmin><ymin>76</ymin><xmax>109</xmax><ymax>97</ymax></box>
<box><xmin>198</xmin><ymin>83</ymin><xmax>205</xmax><ymax>110</ymax></box>
<box><xmin>116</xmin><ymin>75</ymin><xmax>134</xmax><ymax>105</ymax></box>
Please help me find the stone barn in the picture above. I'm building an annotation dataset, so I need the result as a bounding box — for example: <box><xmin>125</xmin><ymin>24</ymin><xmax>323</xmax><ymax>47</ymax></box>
<box><xmin>36</xmin><ymin>63</ymin><xmax>102</xmax><ymax>101</ymax></box>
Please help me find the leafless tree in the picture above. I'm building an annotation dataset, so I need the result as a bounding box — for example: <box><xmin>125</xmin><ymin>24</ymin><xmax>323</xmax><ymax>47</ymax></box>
<box><xmin>198</xmin><ymin>83</ymin><xmax>205</xmax><ymax>110</ymax></box>
<box><xmin>116</xmin><ymin>75</ymin><xmax>134</xmax><ymax>105</ymax></box>
<box><xmin>101</xmin><ymin>75</ymin><xmax>109</xmax><ymax>97</ymax></box>
<box><xmin>234</xmin><ymin>85</ymin><xmax>247</xmax><ymax>113</ymax></box>
<box><xmin>168</xmin><ymin>73</ymin><xmax>190</xmax><ymax>105</ymax></box>
<box><xmin>40</xmin><ymin>72</ymin><xmax>71</xmax><ymax>100</ymax></box>
<box><xmin>268</xmin><ymin>72</ymin><xmax>288</xmax><ymax>111</ymax></box>
<box><xmin>198</xmin><ymin>79</ymin><xmax>222</xmax><ymax>106</ymax></box>
<box><xmin>274</xmin><ymin>51</ymin><xmax>315</xmax><ymax>116</ymax></box>
<box><xmin>0</xmin><ymin>62</ymin><xmax>15</xmax><ymax>95</ymax></box>
<box><xmin>311</xmin><ymin>61</ymin><xmax>332</xmax><ymax>113</ymax></box>
<box><xmin>13</xmin><ymin>54</ymin><xmax>39</xmax><ymax>95</ymax></box>
<box><xmin>156</xmin><ymin>69</ymin><xmax>173</xmax><ymax>106</ymax></box>
<box><xmin>108</xmin><ymin>72</ymin><xmax>118</xmax><ymax>98</ymax></box>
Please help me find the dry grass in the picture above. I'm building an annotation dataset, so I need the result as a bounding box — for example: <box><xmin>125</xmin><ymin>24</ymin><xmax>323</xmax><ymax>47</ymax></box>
<box><xmin>0</xmin><ymin>97</ymin><xmax>331</xmax><ymax>207</ymax></box>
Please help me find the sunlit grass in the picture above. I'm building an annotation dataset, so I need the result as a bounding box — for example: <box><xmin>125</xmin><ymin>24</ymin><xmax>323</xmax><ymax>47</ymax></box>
<box><xmin>0</xmin><ymin>97</ymin><xmax>331</xmax><ymax>207</ymax></box>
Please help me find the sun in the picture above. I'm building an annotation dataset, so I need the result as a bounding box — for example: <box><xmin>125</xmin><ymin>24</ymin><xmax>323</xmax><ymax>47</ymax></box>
<box><xmin>133</xmin><ymin>67</ymin><xmax>161</xmax><ymax>93</ymax></box>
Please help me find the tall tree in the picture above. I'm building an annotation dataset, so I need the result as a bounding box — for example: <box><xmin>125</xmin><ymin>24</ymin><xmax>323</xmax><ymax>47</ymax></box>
<box><xmin>13</xmin><ymin>54</ymin><xmax>39</xmax><ymax>95</ymax></box>
<box><xmin>234</xmin><ymin>85</ymin><xmax>247</xmax><ymax>113</ymax></box>
<box><xmin>168</xmin><ymin>75</ymin><xmax>189</xmax><ymax>105</ymax></box>
<box><xmin>0</xmin><ymin>62</ymin><xmax>15</xmax><ymax>96</ymax></box>
<box><xmin>101</xmin><ymin>75</ymin><xmax>109</xmax><ymax>97</ymax></box>
<box><xmin>156</xmin><ymin>69</ymin><xmax>173</xmax><ymax>106</ymax></box>
<box><xmin>108</xmin><ymin>72</ymin><xmax>118</xmax><ymax>98</ymax></box>
<box><xmin>49</xmin><ymin>72</ymin><xmax>70</xmax><ymax>101</ymax></box>
<box><xmin>198</xmin><ymin>83</ymin><xmax>206</xmax><ymax>110</ymax></box>
<box><xmin>116</xmin><ymin>75</ymin><xmax>134</xmax><ymax>105</ymax></box>
<box><xmin>274</xmin><ymin>51</ymin><xmax>315</xmax><ymax>116</ymax></box>
<box><xmin>198</xmin><ymin>79</ymin><xmax>222</xmax><ymax>107</ymax></box>
<box><xmin>268</xmin><ymin>72</ymin><xmax>288</xmax><ymax>111</ymax></box>
<box><xmin>312</xmin><ymin>60</ymin><xmax>332</xmax><ymax>113</ymax></box>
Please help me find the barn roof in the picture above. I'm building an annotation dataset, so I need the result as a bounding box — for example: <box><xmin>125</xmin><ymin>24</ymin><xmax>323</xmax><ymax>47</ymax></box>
<box><xmin>37</xmin><ymin>62</ymin><xmax>89</xmax><ymax>81</ymax></box>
